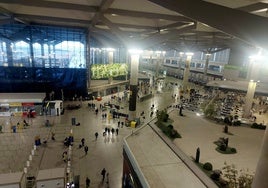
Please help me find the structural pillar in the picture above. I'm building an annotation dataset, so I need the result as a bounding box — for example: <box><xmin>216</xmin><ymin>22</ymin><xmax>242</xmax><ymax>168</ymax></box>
<box><xmin>128</xmin><ymin>50</ymin><xmax>141</xmax><ymax>121</ymax></box>
<box><xmin>243</xmin><ymin>55</ymin><xmax>261</xmax><ymax>117</ymax></box>
<box><xmin>157</xmin><ymin>80</ymin><xmax>162</xmax><ymax>93</ymax></box>
<box><xmin>178</xmin><ymin>52</ymin><xmax>184</xmax><ymax>78</ymax></box>
<box><xmin>243</xmin><ymin>80</ymin><xmax>257</xmax><ymax>117</ymax></box>
<box><xmin>108</xmin><ymin>49</ymin><xmax>114</xmax><ymax>84</ymax></box>
<box><xmin>155</xmin><ymin>56</ymin><xmax>160</xmax><ymax>79</ymax></box>
<box><xmin>203</xmin><ymin>53</ymin><xmax>211</xmax><ymax>81</ymax></box>
<box><xmin>182</xmin><ymin>53</ymin><xmax>193</xmax><ymax>91</ymax></box>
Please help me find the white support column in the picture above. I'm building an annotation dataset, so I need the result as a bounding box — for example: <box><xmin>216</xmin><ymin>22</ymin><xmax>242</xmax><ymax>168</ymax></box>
<box><xmin>128</xmin><ymin>50</ymin><xmax>142</xmax><ymax>121</ymax></box>
<box><xmin>182</xmin><ymin>52</ymin><xmax>193</xmax><ymax>91</ymax></box>
<box><xmin>243</xmin><ymin>80</ymin><xmax>257</xmax><ymax>117</ymax></box>
<box><xmin>203</xmin><ymin>53</ymin><xmax>211</xmax><ymax>81</ymax></box>
<box><xmin>178</xmin><ymin>52</ymin><xmax>184</xmax><ymax>77</ymax></box>
<box><xmin>243</xmin><ymin>55</ymin><xmax>261</xmax><ymax>118</ymax></box>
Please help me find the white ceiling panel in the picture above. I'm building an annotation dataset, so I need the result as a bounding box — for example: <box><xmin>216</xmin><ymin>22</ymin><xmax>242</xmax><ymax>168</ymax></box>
<box><xmin>45</xmin><ymin>0</ymin><xmax>101</xmax><ymax>6</ymax></box>
<box><xmin>111</xmin><ymin>0</ymin><xmax>182</xmax><ymax>15</ymax></box>
<box><xmin>0</xmin><ymin>0</ymin><xmax>267</xmax><ymax>50</ymax></box>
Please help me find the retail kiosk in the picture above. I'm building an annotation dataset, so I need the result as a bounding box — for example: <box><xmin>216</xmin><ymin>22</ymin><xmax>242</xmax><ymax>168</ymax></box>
<box><xmin>43</xmin><ymin>100</ymin><xmax>64</xmax><ymax>116</ymax></box>
<box><xmin>0</xmin><ymin>93</ymin><xmax>45</xmax><ymax>117</ymax></box>
<box><xmin>36</xmin><ymin>168</ymin><xmax>65</xmax><ymax>188</ymax></box>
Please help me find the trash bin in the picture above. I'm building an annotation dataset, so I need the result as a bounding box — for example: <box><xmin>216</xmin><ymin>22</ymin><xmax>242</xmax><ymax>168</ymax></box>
<box><xmin>130</xmin><ymin>121</ymin><xmax>137</xmax><ymax>128</ymax></box>
<box><xmin>71</xmin><ymin>117</ymin><xmax>76</xmax><ymax>125</ymax></box>
<box><xmin>12</xmin><ymin>125</ymin><xmax>16</xmax><ymax>133</ymax></box>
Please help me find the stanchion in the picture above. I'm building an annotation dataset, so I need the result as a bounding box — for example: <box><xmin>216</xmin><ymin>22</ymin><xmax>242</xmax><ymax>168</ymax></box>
<box><xmin>26</xmin><ymin>160</ymin><xmax>30</xmax><ymax>167</ymax></box>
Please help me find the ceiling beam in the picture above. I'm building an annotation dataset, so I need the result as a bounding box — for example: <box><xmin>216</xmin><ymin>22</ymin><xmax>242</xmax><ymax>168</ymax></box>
<box><xmin>105</xmin><ymin>8</ymin><xmax>193</xmax><ymax>22</ymax></box>
<box><xmin>0</xmin><ymin>6</ymin><xmax>28</xmax><ymax>25</ymax></box>
<box><xmin>237</xmin><ymin>3</ymin><xmax>268</xmax><ymax>12</ymax></box>
<box><xmin>114</xmin><ymin>23</ymin><xmax>156</xmax><ymax>30</ymax></box>
<box><xmin>160</xmin><ymin>21</ymin><xmax>191</xmax><ymax>30</ymax></box>
<box><xmin>147</xmin><ymin>0</ymin><xmax>268</xmax><ymax>49</ymax></box>
<box><xmin>91</xmin><ymin>0</ymin><xmax>115</xmax><ymax>26</ymax></box>
<box><xmin>15</xmin><ymin>14</ymin><xmax>91</xmax><ymax>25</ymax></box>
<box><xmin>0</xmin><ymin>0</ymin><xmax>98</xmax><ymax>12</ymax></box>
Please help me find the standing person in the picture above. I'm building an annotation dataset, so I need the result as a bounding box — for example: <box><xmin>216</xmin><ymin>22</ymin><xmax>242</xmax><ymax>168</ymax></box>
<box><xmin>101</xmin><ymin>168</ymin><xmax>106</xmax><ymax>181</ymax></box>
<box><xmin>95</xmin><ymin>132</ymin><xmax>98</xmax><ymax>140</ymax></box>
<box><xmin>62</xmin><ymin>151</ymin><xmax>67</xmax><ymax>162</ymax></box>
<box><xmin>116</xmin><ymin>128</ymin><xmax>119</xmax><ymax>135</ymax></box>
<box><xmin>84</xmin><ymin>145</ymin><xmax>88</xmax><ymax>155</ymax></box>
<box><xmin>81</xmin><ymin>138</ymin><xmax>85</xmax><ymax>147</ymax></box>
<box><xmin>86</xmin><ymin>177</ymin><xmax>90</xmax><ymax>188</ymax></box>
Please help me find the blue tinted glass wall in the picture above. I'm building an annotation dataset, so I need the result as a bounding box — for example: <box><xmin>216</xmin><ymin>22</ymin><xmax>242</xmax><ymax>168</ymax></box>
<box><xmin>0</xmin><ymin>23</ymin><xmax>88</xmax><ymax>98</ymax></box>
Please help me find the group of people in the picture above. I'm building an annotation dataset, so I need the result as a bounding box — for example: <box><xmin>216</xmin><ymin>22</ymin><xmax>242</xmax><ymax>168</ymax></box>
<box><xmin>103</xmin><ymin>127</ymin><xmax>119</xmax><ymax>136</ymax></box>
<box><xmin>79</xmin><ymin>138</ymin><xmax>89</xmax><ymax>155</ymax></box>
<box><xmin>64</xmin><ymin>136</ymin><xmax>74</xmax><ymax>147</ymax></box>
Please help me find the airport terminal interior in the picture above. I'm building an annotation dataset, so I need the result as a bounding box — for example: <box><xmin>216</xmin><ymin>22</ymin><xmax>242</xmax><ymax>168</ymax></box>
<box><xmin>0</xmin><ymin>0</ymin><xmax>268</xmax><ymax>188</ymax></box>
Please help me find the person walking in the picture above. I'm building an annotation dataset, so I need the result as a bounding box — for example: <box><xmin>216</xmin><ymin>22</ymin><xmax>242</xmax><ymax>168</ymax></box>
<box><xmin>51</xmin><ymin>132</ymin><xmax>55</xmax><ymax>141</ymax></box>
<box><xmin>116</xmin><ymin>128</ymin><xmax>119</xmax><ymax>135</ymax></box>
<box><xmin>86</xmin><ymin>177</ymin><xmax>90</xmax><ymax>188</ymax></box>
<box><xmin>95</xmin><ymin>132</ymin><xmax>98</xmax><ymax>140</ymax></box>
<box><xmin>84</xmin><ymin>145</ymin><xmax>88</xmax><ymax>155</ymax></box>
<box><xmin>101</xmin><ymin>168</ymin><xmax>106</xmax><ymax>181</ymax></box>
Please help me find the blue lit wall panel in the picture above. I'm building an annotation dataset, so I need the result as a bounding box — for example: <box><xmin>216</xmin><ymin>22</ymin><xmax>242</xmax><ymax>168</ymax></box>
<box><xmin>0</xmin><ymin>67</ymin><xmax>87</xmax><ymax>99</ymax></box>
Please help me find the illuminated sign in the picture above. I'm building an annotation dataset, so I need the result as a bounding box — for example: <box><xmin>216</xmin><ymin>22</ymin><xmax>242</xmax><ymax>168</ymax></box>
<box><xmin>91</xmin><ymin>63</ymin><xmax>128</xmax><ymax>79</ymax></box>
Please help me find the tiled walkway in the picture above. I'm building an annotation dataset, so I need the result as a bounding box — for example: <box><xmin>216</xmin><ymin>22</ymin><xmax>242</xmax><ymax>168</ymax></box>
<box><xmin>0</xmin><ymin>81</ymin><xmax>267</xmax><ymax>187</ymax></box>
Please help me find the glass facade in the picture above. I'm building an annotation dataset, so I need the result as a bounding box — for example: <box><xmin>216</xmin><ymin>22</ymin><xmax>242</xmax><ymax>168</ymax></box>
<box><xmin>0</xmin><ymin>24</ymin><xmax>88</xmax><ymax>98</ymax></box>
<box><xmin>0</xmin><ymin>24</ymin><xmax>86</xmax><ymax>68</ymax></box>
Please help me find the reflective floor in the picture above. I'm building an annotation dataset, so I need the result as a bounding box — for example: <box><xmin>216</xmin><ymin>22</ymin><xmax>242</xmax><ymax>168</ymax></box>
<box><xmin>0</xmin><ymin>79</ymin><xmax>267</xmax><ymax>187</ymax></box>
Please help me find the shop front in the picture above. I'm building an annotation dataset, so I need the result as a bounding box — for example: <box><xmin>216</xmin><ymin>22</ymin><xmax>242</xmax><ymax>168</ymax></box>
<box><xmin>0</xmin><ymin>93</ymin><xmax>45</xmax><ymax>117</ymax></box>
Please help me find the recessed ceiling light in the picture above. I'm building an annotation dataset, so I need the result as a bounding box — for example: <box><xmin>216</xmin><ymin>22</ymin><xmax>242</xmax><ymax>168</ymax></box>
<box><xmin>111</xmin><ymin>14</ymin><xmax>117</xmax><ymax>16</ymax></box>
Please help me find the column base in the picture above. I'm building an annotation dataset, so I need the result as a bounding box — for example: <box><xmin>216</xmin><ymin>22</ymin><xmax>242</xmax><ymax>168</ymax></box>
<box><xmin>128</xmin><ymin>111</ymin><xmax>136</xmax><ymax>121</ymax></box>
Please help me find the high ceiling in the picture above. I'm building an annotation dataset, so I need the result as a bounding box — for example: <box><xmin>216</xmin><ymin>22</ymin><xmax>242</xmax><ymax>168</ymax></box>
<box><xmin>0</xmin><ymin>0</ymin><xmax>268</xmax><ymax>52</ymax></box>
